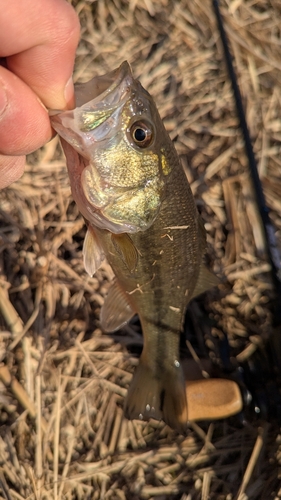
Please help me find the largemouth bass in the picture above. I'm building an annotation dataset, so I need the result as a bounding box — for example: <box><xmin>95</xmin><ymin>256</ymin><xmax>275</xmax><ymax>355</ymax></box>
<box><xmin>50</xmin><ymin>62</ymin><xmax>218</xmax><ymax>430</ymax></box>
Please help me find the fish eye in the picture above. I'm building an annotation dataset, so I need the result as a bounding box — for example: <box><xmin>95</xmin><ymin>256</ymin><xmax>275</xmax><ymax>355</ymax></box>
<box><xmin>129</xmin><ymin>120</ymin><xmax>154</xmax><ymax>148</ymax></box>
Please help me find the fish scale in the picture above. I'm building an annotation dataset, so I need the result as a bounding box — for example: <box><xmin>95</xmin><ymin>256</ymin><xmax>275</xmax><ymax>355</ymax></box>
<box><xmin>92</xmin><ymin>161</ymin><xmax>202</xmax><ymax>428</ymax></box>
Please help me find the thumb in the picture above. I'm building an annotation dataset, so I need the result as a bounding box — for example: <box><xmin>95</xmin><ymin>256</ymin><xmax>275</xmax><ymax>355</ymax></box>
<box><xmin>0</xmin><ymin>66</ymin><xmax>51</xmax><ymax>156</ymax></box>
<box><xmin>3</xmin><ymin>0</ymin><xmax>80</xmax><ymax>110</ymax></box>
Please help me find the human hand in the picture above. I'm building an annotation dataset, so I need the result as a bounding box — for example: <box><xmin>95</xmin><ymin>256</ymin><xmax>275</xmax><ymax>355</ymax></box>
<box><xmin>0</xmin><ymin>0</ymin><xmax>80</xmax><ymax>189</ymax></box>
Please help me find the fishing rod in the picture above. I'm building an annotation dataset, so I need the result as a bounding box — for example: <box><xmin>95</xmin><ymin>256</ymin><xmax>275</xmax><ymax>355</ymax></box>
<box><xmin>212</xmin><ymin>0</ymin><xmax>281</xmax><ymax>421</ymax></box>
<box><xmin>212</xmin><ymin>0</ymin><xmax>281</xmax><ymax>323</ymax></box>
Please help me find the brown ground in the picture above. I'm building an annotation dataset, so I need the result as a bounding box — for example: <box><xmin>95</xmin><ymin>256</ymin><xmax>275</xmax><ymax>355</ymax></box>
<box><xmin>1</xmin><ymin>1</ymin><xmax>281</xmax><ymax>498</ymax></box>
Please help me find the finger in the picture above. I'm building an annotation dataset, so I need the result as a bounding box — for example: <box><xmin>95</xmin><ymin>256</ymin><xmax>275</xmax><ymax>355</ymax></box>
<box><xmin>1</xmin><ymin>0</ymin><xmax>80</xmax><ymax>110</ymax></box>
<box><xmin>0</xmin><ymin>66</ymin><xmax>52</xmax><ymax>155</ymax></box>
<box><xmin>0</xmin><ymin>155</ymin><xmax>25</xmax><ymax>189</ymax></box>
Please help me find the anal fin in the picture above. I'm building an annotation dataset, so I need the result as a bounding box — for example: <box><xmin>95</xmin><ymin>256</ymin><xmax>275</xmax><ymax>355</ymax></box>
<box><xmin>190</xmin><ymin>262</ymin><xmax>220</xmax><ymax>300</ymax></box>
<box><xmin>100</xmin><ymin>280</ymin><xmax>136</xmax><ymax>332</ymax></box>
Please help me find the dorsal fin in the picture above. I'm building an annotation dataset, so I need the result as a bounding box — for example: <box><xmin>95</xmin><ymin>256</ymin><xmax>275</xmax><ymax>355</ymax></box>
<box><xmin>111</xmin><ymin>233</ymin><xmax>138</xmax><ymax>273</ymax></box>
<box><xmin>190</xmin><ymin>262</ymin><xmax>220</xmax><ymax>300</ymax></box>
<box><xmin>198</xmin><ymin>216</ymin><xmax>207</xmax><ymax>249</ymax></box>
<box><xmin>100</xmin><ymin>280</ymin><xmax>136</xmax><ymax>332</ymax></box>
<box><xmin>83</xmin><ymin>226</ymin><xmax>105</xmax><ymax>277</ymax></box>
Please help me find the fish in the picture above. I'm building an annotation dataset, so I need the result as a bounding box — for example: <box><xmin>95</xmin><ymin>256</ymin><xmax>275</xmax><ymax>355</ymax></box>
<box><xmin>50</xmin><ymin>61</ymin><xmax>218</xmax><ymax>430</ymax></box>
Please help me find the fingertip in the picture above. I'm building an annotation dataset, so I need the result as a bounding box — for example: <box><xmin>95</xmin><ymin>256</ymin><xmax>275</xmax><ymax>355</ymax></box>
<box><xmin>0</xmin><ymin>154</ymin><xmax>26</xmax><ymax>189</ymax></box>
<box><xmin>0</xmin><ymin>82</ymin><xmax>8</xmax><ymax>116</ymax></box>
<box><xmin>64</xmin><ymin>76</ymin><xmax>75</xmax><ymax>108</ymax></box>
<box><xmin>0</xmin><ymin>67</ymin><xmax>52</xmax><ymax>156</ymax></box>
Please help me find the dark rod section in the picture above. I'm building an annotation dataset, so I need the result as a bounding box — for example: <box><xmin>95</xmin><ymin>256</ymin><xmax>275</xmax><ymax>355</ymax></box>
<box><xmin>212</xmin><ymin>0</ymin><xmax>281</xmax><ymax>311</ymax></box>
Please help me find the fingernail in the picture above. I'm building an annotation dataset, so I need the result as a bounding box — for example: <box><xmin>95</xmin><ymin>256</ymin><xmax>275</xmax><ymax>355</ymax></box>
<box><xmin>0</xmin><ymin>84</ymin><xmax>7</xmax><ymax>116</ymax></box>
<box><xmin>64</xmin><ymin>76</ymin><xmax>75</xmax><ymax>108</ymax></box>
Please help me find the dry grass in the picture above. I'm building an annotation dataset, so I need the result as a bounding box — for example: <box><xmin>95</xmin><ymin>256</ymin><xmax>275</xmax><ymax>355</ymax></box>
<box><xmin>1</xmin><ymin>0</ymin><xmax>281</xmax><ymax>498</ymax></box>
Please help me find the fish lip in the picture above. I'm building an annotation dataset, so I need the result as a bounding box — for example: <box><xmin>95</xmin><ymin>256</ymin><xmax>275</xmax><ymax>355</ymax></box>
<box><xmin>74</xmin><ymin>61</ymin><xmax>133</xmax><ymax>108</ymax></box>
<box><xmin>49</xmin><ymin>61</ymin><xmax>133</xmax><ymax>116</ymax></box>
<box><xmin>49</xmin><ymin>62</ymin><xmax>135</xmax><ymax>153</ymax></box>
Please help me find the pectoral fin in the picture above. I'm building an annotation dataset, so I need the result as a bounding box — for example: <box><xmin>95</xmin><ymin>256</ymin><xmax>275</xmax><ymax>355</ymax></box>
<box><xmin>83</xmin><ymin>226</ymin><xmax>105</xmax><ymax>277</ymax></box>
<box><xmin>100</xmin><ymin>280</ymin><xmax>136</xmax><ymax>332</ymax></box>
<box><xmin>190</xmin><ymin>262</ymin><xmax>220</xmax><ymax>300</ymax></box>
<box><xmin>111</xmin><ymin>233</ymin><xmax>138</xmax><ymax>273</ymax></box>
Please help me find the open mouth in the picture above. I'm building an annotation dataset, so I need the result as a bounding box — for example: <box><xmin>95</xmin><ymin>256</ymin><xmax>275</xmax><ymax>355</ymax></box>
<box><xmin>49</xmin><ymin>62</ymin><xmax>134</xmax><ymax>157</ymax></box>
<box><xmin>74</xmin><ymin>61</ymin><xmax>133</xmax><ymax>107</ymax></box>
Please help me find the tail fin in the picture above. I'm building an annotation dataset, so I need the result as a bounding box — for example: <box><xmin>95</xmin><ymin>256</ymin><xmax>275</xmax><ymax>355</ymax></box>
<box><xmin>124</xmin><ymin>356</ymin><xmax>188</xmax><ymax>431</ymax></box>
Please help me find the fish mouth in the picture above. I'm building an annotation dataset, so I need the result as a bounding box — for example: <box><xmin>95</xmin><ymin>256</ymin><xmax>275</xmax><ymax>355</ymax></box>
<box><xmin>49</xmin><ymin>62</ymin><xmax>134</xmax><ymax>153</ymax></box>
<box><xmin>74</xmin><ymin>61</ymin><xmax>133</xmax><ymax>107</ymax></box>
